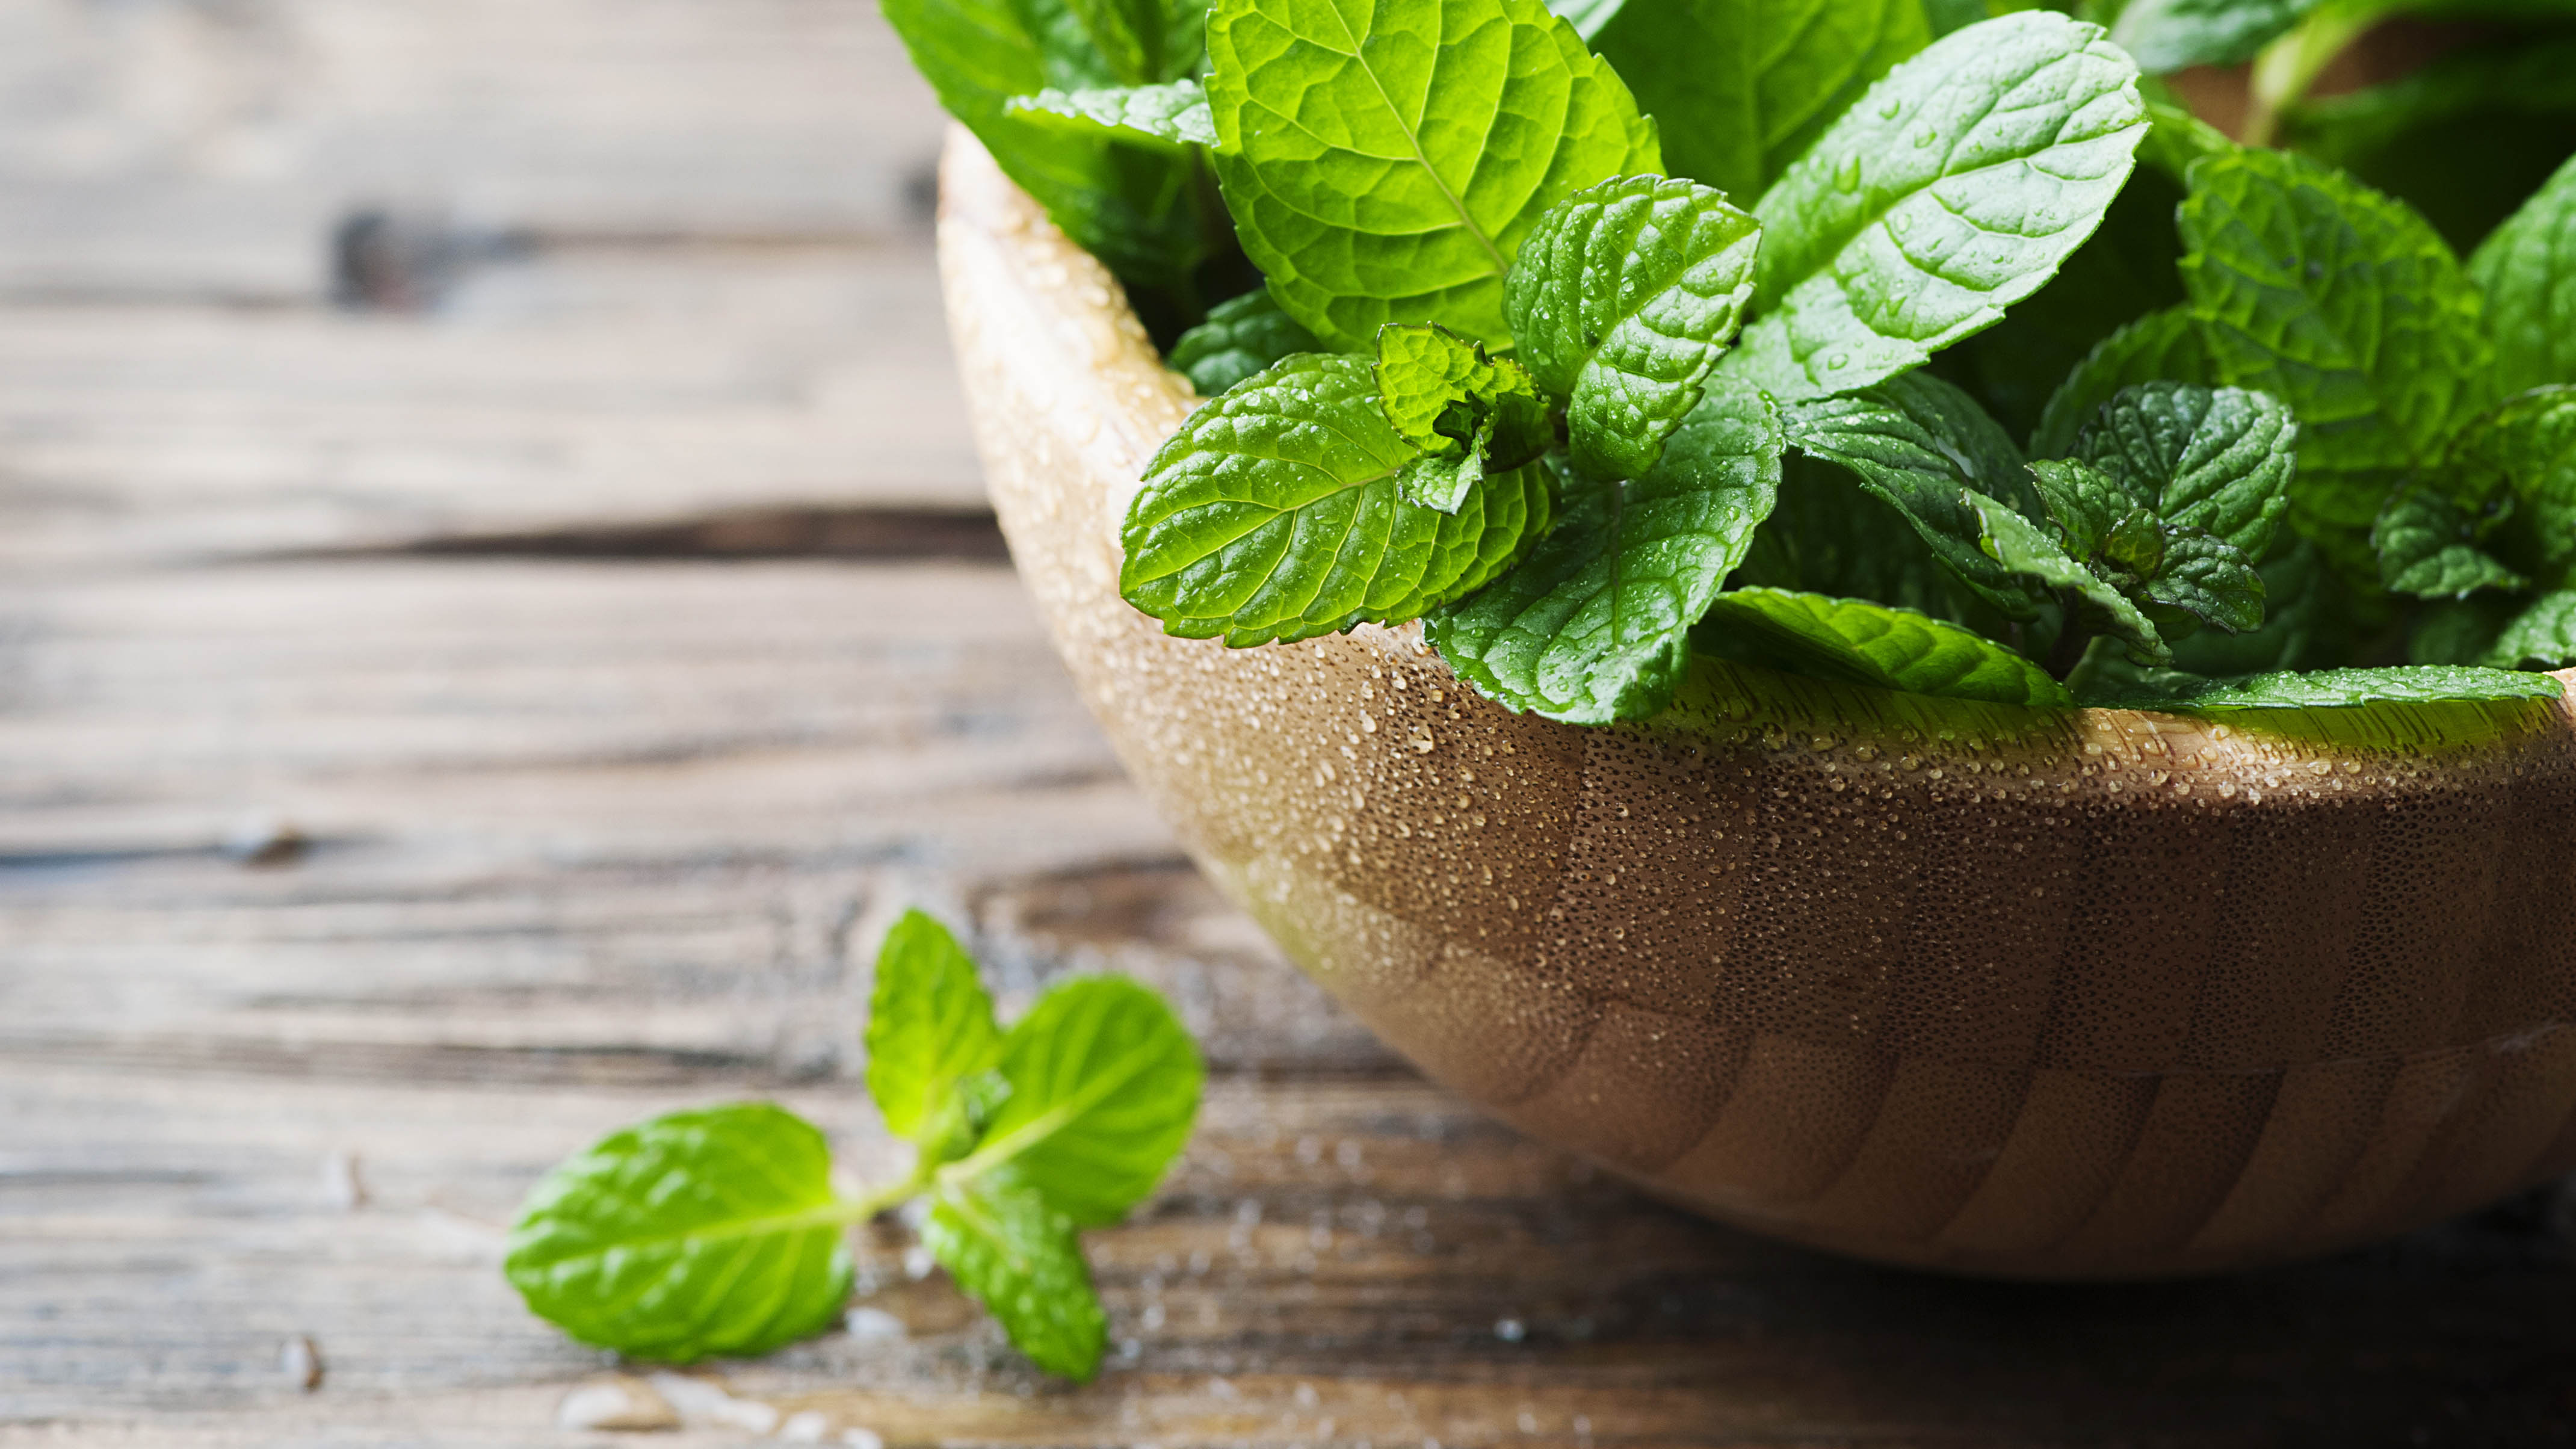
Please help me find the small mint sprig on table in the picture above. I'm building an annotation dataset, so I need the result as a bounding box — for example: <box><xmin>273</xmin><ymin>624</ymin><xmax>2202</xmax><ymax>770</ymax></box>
<box><xmin>502</xmin><ymin>910</ymin><xmax>1202</xmax><ymax>1380</ymax></box>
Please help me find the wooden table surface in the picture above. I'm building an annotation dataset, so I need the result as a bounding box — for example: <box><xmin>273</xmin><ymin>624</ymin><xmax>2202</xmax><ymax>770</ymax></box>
<box><xmin>3</xmin><ymin>4</ymin><xmax>2573</xmax><ymax>1445</ymax></box>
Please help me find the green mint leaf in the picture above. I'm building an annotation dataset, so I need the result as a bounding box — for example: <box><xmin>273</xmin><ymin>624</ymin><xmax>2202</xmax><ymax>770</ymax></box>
<box><xmin>922</xmin><ymin>1176</ymin><xmax>1107</xmax><ymax>1381</ymax></box>
<box><xmin>1204</xmin><ymin>0</ymin><xmax>1659</xmax><ymax>350</ymax></box>
<box><xmin>1587</xmin><ymin>0</ymin><xmax>1929</xmax><ymax>203</ymax></box>
<box><xmin>2141</xmin><ymin>531</ymin><xmax>2266</xmax><ymax>634</ymax></box>
<box><xmin>1427</xmin><ymin>378</ymin><xmax>1784</xmax><ymax>723</ymax></box>
<box><xmin>2071</xmin><ymin>380</ymin><xmax>2299</xmax><ymax>559</ymax></box>
<box><xmin>2024</xmin><ymin>456</ymin><xmax>2137</xmax><ymax>561</ymax></box>
<box><xmin>1719</xmin><ymin>11</ymin><xmax>2146</xmax><ymax>400</ymax></box>
<box><xmin>1005</xmin><ymin>80</ymin><xmax>1217</xmax><ymax>151</ymax></box>
<box><xmin>866</xmin><ymin>910</ymin><xmax>1006</xmax><ymax>1146</ymax></box>
<box><xmin>974</xmin><ymin>976</ymin><xmax>1203</xmax><ymax>1226</ymax></box>
<box><xmin>1696</xmin><ymin>587</ymin><xmax>2072</xmax><ymax>706</ymax></box>
<box><xmin>2078</xmin><ymin>664</ymin><xmax>2562</xmax><ymax>712</ymax></box>
<box><xmin>2471</xmin><ymin>155</ymin><xmax>2576</xmax><ymax>396</ymax></box>
<box><xmin>1054</xmin><ymin>0</ymin><xmax>1181</xmax><ymax>85</ymax></box>
<box><xmin>1966</xmin><ymin>487</ymin><xmax>2169</xmax><ymax>661</ymax></box>
<box><xmin>1506</xmin><ymin>175</ymin><xmax>1762</xmax><ymax>480</ymax></box>
<box><xmin>1119</xmin><ymin>354</ymin><xmax>1554</xmax><ymax>643</ymax></box>
<box><xmin>2482</xmin><ymin>591</ymin><xmax>2576</xmax><ymax>669</ymax></box>
<box><xmin>1372</xmin><ymin>325</ymin><xmax>1552</xmax><ymax>511</ymax></box>
<box><xmin>1732</xmin><ymin>452</ymin><xmax>2003</xmax><ymax>626</ymax></box>
<box><xmin>1169</xmin><ymin>290</ymin><xmax>1321</xmax><ymax>398</ymax></box>
<box><xmin>2450</xmin><ymin>385</ymin><xmax>2576</xmax><ymax>581</ymax></box>
<box><xmin>2372</xmin><ymin>483</ymin><xmax>2527</xmax><ymax>599</ymax></box>
<box><xmin>1780</xmin><ymin>371</ymin><xmax>2045</xmax><ymax>617</ymax></box>
<box><xmin>2177</xmin><ymin>149</ymin><xmax>2492</xmax><ymax>552</ymax></box>
<box><xmin>2031</xmin><ymin>304</ymin><xmax>2213</xmax><ymax>461</ymax></box>
<box><xmin>504</xmin><ymin>1103</ymin><xmax>852</xmax><ymax>1363</ymax></box>
<box><xmin>2108</xmin><ymin>0</ymin><xmax>2318</xmax><ymax>73</ymax></box>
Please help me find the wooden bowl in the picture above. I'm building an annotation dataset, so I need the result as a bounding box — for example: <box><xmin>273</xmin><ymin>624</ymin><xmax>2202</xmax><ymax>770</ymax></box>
<box><xmin>935</xmin><ymin>132</ymin><xmax>2576</xmax><ymax>1278</ymax></box>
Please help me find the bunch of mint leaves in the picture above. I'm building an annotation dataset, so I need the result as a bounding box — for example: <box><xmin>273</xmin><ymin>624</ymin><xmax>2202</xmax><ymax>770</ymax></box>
<box><xmin>502</xmin><ymin>911</ymin><xmax>1202</xmax><ymax>1380</ymax></box>
<box><xmin>887</xmin><ymin>0</ymin><xmax>2576</xmax><ymax>723</ymax></box>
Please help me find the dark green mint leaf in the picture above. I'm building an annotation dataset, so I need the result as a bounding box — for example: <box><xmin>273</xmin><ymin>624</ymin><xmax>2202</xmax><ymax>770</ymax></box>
<box><xmin>2471</xmin><ymin>153</ymin><xmax>2576</xmax><ymax>395</ymax></box>
<box><xmin>1005</xmin><ymin>80</ymin><xmax>1217</xmax><ymax>150</ymax></box>
<box><xmin>1204</xmin><ymin>0</ymin><xmax>1660</xmax><ymax>350</ymax></box>
<box><xmin>976</xmin><ymin>976</ymin><xmax>1202</xmax><ymax>1226</ymax></box>
<box><xmin>2025</xmin><ymin>457</ymin><xmax>2136</xmax><ymax>560</ymax></box>
<box><xmin>866</xmin><ymin>912</ymin><xmax>1006</xmax><ymax>1147</ymax></box>
<box><xmin>1966</xmin><ymin>488</ymin><xmax>2168</xmax><ymax>660</ymax></box>
<box><xmin>2142</xmin><ymin>531</ymin><xmax>2265</xmax><ymax>634</ymax></box>
<box><xmin>1781</xmin><ymin>371</ymin><xmax>2045</xmax><ymax>616</ymax></box>
<box><xmin>923</xmin><ymin>1176</ymin><xmax>1106</xmax><ymax>1381</ymax></box>
<box><xmin>1119</xmin><ymin>354</ymin><xmax>1553</xmax><ymax>644</ymax></box>
<box><xmin>1589</xmin><ymin>0</ymin><xmax>1928</xmax><ymax>203</ymax></box>
<box><xmin>504</xmin><ymin>1104</ymin><xmax>852</xmax><ymax>1363</ymax></box>
<box><xmin>2079</xmin><ymin>664</ymin><xmax>2562</xmax><ymax>711</ymax></box>
<box><xmin>1719</xmin><ymin>11</ymin><xmax>2147</xmax><ymax>400</ymax></box>
<box><xmin>1696</xmin><ymin>587</ymin><xmax>2072</xmax><ymax>706</ymax></box>
<box><xmin>1428</xmin><ymin>378</ymin><xmax>1784</xmax><ymax>723</ymax></box>
<box><xmin>2031</xmin><ymin>304</ymin><xmax>2213</xmax><ymax>461</ymax></box>
<box><xmin>2482</xmin><ymin>590</ymin><xmax>2576</xmax><ymax>669</ymax></box>
<box><xmin>1732</xmin><ymin>452</ymin><xmax>2004</xmax><ymax>626</ymax></box>
<box><xmin>2450</xmin><ymin>385</ymin><xmax>2576</xmax><ymax>582</ymax></box>
<box><xmin>1506</xmin><ymin>175</ymin><xmax>1762</xmax><ymax>479</ymax></box>
<box><xmin>2072</xmin><ymin>380</ymin><xmax>2299</xmax><ymax>558</ymax></box>
<box><xmin>1169</xmin><ymin>291</ymin><xmax>1320</xmax><ymax>398</ymax></box>
<box><xmin>2372</xmin><ymin>484</ymin><xmax>2527</xmax><ymax>598</ymax></box>
<box><xmin>2109</xmin><ymin>0</ymin><xmax>2319</xmax><ymax>73</ymax></box>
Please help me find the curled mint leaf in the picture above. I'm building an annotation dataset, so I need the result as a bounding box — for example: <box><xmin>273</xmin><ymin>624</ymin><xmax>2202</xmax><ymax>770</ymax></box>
<box><xmin>2372</xmin><ymin>484</ymin><xmax>2527</xmax><ymax>599</ymax></box>
<box><xmin>2110</xmin><ymin>0</ymin><xmax>2320</xmax><ymax>73</ymax></box>
<box><xmin>866</xmin><ymin>910</ymin><xmax>1005</xmax><ymax>1147</ymax></box>
<box><xmin>1429</xmin><ymin>378</ymin><xmax>1784</xmax><ymax>723</ymax></box>
<box><xmin>2468</xmin><ymin>150</ymin><xmax>2576</xmax><ymax>395</ymax></box>
<box><xmin>965</xmin><ymin>976</ymin><xmax>1203</xmax><ymax>1227</ymax></box>
<box><xmin>2031</xmin><ymin>305</ymin><xmax>2213</xmax><ymax>462</ymax></box>
<box><xmin>1697</xmin><ymin>587</ymin><xmax>2072</xmax><ymax>707</ymax></box>
<box><xmin>1373</xmin><ymin>324</ymin><xmax>1551</xmax><ymax>510</ymax></box>
<box><xmin>1169</xmin><ymin>290</ymin><xmax>1321</xmax><ymax>398</ymax></box>
<box><xmin>2483</xmin><ymin>591</ymin><xmax>2576</xmax><ymax>669</ymax></box>
<box><xmin>1005</xmin><ymin>80</ymin><xmax>1217</xmax><ymax>150</ymax></box>
<box><xmin>2071</xmin><ymin>380</ymin><xmax>2299</xmax><ymax>559</ymax></box>
<box><xmin>1718</xmin><ymin>11</ymin><xmax>2147</xmax><ymax>400</ymax></box>
<box><xmin>1119</xmin><ymin>354</ymin><xmax>1553</xmax><ymax>644</ymax></box>
<box><xmin>2080</xmin><ymin>664</ymin><xmax>2562</xmax><ymax>712</ymax></box>
<box><xmin>1203</xmin><ymin>0</ymin><xmax>1659</xmax><ymax>350</ymax></box>
<box><xmin>1967</xmin><ymin>486</ymin><xmax>2168</xmax><ymax>662</ymax></box>
<box><xmin>1587</xmin><ymin>0</ymin><xmax>1929</xmax><ymax>204</ymax></box>
<box><xmin>1506</xmin><ymin>175</ymin><xmax>1762</xmax><ymax>480</ymax></box>
<box><xmin>504</xmin><ymin>1104</ymin><xmax>853</xmax><ymax>1363</ymax></box>
<box><xmin>923</xmin><ymin>1177</ymin><xmax>1108</xmax><ymax>1382</ymax></box>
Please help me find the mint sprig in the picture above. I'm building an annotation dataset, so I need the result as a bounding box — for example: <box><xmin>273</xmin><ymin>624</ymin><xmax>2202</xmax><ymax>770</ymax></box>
<box><xmin>504</xmin><ymin>911</ymin><xmax>1203</xmax><ymax>1380</ymax></box>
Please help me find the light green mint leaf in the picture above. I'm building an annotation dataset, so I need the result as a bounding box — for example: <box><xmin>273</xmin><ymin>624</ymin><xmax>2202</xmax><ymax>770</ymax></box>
<box><xmin>1779</xmin><ymin>370</ymin><xmax>2045</xmax><ymax>617</ymax></box>
<box><xmin>923</xmin><ymin>1176</ymin><xmax>1107</xmax><ymax>1381</ymax></box>
<box><xmin>2449</xmin><ymin>385</ymin><xmax>2576</xmax><ymax>581</ymax></box>
<box><xmin>1372</xmin><ymin>324</ymin><xmax>1552</xmax><ymax>510</ymax></box>
<box><xmin>1717</xmin><ymin>11</ymin><xmax>2147</xmax><ymax>400</ymax></box>
<box><xmin>1168</xmin><ymin>290</ymin><xmax>1320</xmax><ymax>398</ymax></box>
<box><xmin>972</xmin><ymin>976</ymin><xmax>1203</xmax><ymax>1227</ymax></box>
<box><xmin>1588</xmin><ymin>0</ymin><xmax>1929</xmax><ymax>203</ymax></box>
<box><xmin>1427</xmin><ymin>378</ymin><xmax>1784</xmax><ymax>723</ymax></box>
<box><xmin>2482</xmin><ymin>590</ymin><xmax>2576</xmax><ymax>669</ymax></box>
<box><xmin>2071</xmin><ymin>380</ymin><xmax>2299</xmax><ymax>559</ymax></box>
<box><xmin>1005</xmin><ymin>81</ymin><xmax>1217</xmax><ymax>151</ymax></box>
<box><xmin>2031</xmin><ymin>304</ymin><xmax>2213</xmax><ymax>461</ymax></box>
<box><xmin>1966</xmin><ymin>488</ymin><xmax>2169</xmax><ymax>661</ymax></box>
<box><xmin>1203</xmin><ymin>0</ymin><xmax>1660</xmax><ymax>351</ymax></box>
<box><xmin>1506</xmin><ymin>175</ymin><xmax>1762</xmax><ymax>480</ymax></box>
<box><xmin>2177</xmin><ymin>149</ymin><xmax>2492</xmax><ymax>549</ymax></box>
<box><xmin>2109</xmin><ymin>0</ymin><xmax>2320</xmax><ymax>73</ymax></box>
<box><xmin>2372</xmin><ymin>484</ymin><xmax>2527</xmax><ymax>598</ymax></box>
<box><xmin>2079</xmin><ymin>664</ymin><xmax>2562</xmax><ymax>712</ymax></box>
<box><xmin>1696</xmin><ymin>587</ymin><xmax>2072</xmax><ymax>706</ymax></box>
<box><xmin>504</xmin><ymin>1104</ymin><xmax>852</xmax><ymax>1363</ymax></box>
<box><xmin>2142</xmin><ymin>531</ymin><xmax>2265</xmax><ymax>634</ymax></box>
<box><xmin>2469</xmin><ymin>152</ymin><xmax>2576</xmax><ymax>397</ymax></box>
<box><xmin>2024</xmin><ymin>457</ymin><xmax>2136</xmax><ymax>561</ymax></box>
<box><xmin>1119</xmin><ymin>354</ymin><xmax>1554</xmax><ymax>644</ymax></box>
<box><xmin>866</xmin><ymin>910</ymin><xmax>1005</xmax><ymax>1148</ymax></box>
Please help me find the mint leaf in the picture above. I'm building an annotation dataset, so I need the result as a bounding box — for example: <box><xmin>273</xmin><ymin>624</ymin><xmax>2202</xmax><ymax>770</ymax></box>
<box><xmin>1119</xmin><ymin>354</ymin><xmax>1554</xmax><ymax>643</ymax></box>
<box><xmin>2031</xmin><ymin>305</ymin><xmax>2213</xmax><ymax>461</ymax></box>
<box><xmin>1780</xmin><ymin>371</ymin><xmax>2044</xmax><ymax>616</ymax></box>
<box><xmin>2109</xmin><ymin>0</ymin><xmax>2319</xmax><ymax>73</ymax></box>
<box><xmin>504</xmin><ymin>1104</ymin><xmax>852</xmax><ymax>1363</ymax></box>
<box><xmin>1967</xmin><ymin>487</ymin><xmax>2168</xmax><ymax>661</ymax></box>
<box><xmin>1718</xmin><ymin>11</ymin><xmax>2147</xmax><ymax>400</ymax></box>
<box><xmin>1372</xmin><ymin>324</ymin><xmax>1551</xmax><ymax>510</ymax></box>
<box><xmin>2372</xmin><ymin>484</ymin><xmax>2527</xmax><ymax>599</ymax></box>
<box><xmin>1054</xmin><ymin>0</ymin><xmax>1191</xmax><ymax>86</ymax></box>
<box><xmin>2024</xmin><ymin>455</ymin><xmax>2137</xmax><ymax>560</ymax></box>
<box><xmin>2072</xmin><ymin>380</ymin><xmax>2299</xmax><ymax>559</ymax></box>
<box><xmin>2450</xmin><ymin>385</ymin><xmax>2576</xmax><ymax>581</ymax></box>
<box><xmin>866</xmin><ymin>910</ymin><xmax>1005</xmax><ymax>1146</ymax></box>
<box><xmin>2142</xmin><ymin>531</ymin><xmax>2266</xmax><ymax>634</ymax></box>
<box><xmin>1507</xmin><ymin>176</ymin><xmax>1762</xmax><ymax>479</ymax></box>
<box><xmin>922</xmin><ymin>1176</ymin><xmax>1107</xmax><ymax>1381</ymax></box>
<box><xmin>1588</xmin><ymin>0</ymin><xmax>1929</xmax><ymax>203</ymax></box>
<box><xmin>2483</xmin><ymin>591</ymin><xmax>2576</xmax><ymax>669</ymax></box>
<box><xmin>1732</xmin><ymin>452</ymin><xmax>2003</xmax><ymax>625</ymax></box>
<box><xmin>1005</xmin><ymin>80</ymin><xmax>1217</xmax><ymax>150</ymax></box>
<box><xmin>2177</xmin><ymin>149</ymin><xmax>2492</xmax><ymax>550</ymax></box>
<box><xmin>2079</xmin><ymin>664</ymin><xmax>2562</xmax><ymax>712</ymax></box>
<box><xmin>2466</xmin><ymin>145</ymin><xmax>2576</xmax><ymax>396</ymax></box>
<box><xmin>1203</xmin><ymin>0</ymin><xmax>1660</xmax><ymax>350</ymax></box>
<box><xmin>1429</xmin><ymin>378</ymin><xmax>1784</xmax><ymax>723</ymax></box>
<box><xmin>1696</xmin><ymin>587</ymin><xmax>2072</xmax><ymax>706</ymax></box>
<box><xmin>972</xmin><ymin>976</ymin><xmax>1202</xmax><ymax>1227</ymax></box>
<box><xmin>1169</xmin><ymin>290</ymin><xmax>1320</xmax><ymax>397</ymax></box>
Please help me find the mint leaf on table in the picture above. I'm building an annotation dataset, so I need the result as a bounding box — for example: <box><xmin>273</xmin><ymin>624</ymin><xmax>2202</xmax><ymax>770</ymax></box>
<box><xmin>1119</xmin><ymin>354</ymin><xmax>1554</xmax><ymax>644</ymax></box>
<box><xmin>2483</xmin><ymin>591</ymin><xmax>2576</xmax><ymax>669</ymax></box>
<box><xmin>970</xmin><ymin>976</ymin><xmax>1204</xmax><ymax>1227</ymax></box>
<box><xmin>503</xmin><ymin>1104</ymin><xmax>854</xmax><ymax>1364</ymax></box>
<box><xmin>2078</xmin><ymin>663</ymin><xmax>2563</xmax><ymax>712</ymax></box>
<box><xmin>1696</xmin><ymin>587</ymin><xmax>2074</xmax><ymax>706</ymax></box>
<box><xmin>1203</xmin><ymin>0</ymin><xmax>1659</xmax><ymax>350</ymax></box>
<box><xmin>2031</xmin><ymin>306</ymin><xmax>2214</xmax><ymax>461</ymax></box>
<box><xmin>1966</xmin><ymin>483</ymin><xmax>2171</xmax><ymax>662</ymax></box>
<box><xmin>2071</xmin><ymin>380</ymin><xmax>2299</xmax><ymax>559</ymax></box>
<box><xmin>922</xmin><ymin>1176</ymin><xmax>1108</xmax><ymax>1382</ymax></box>
<box><xmin>1169</xmin><ymin>290</ymin><xmax>1320</xmax><ymax>397</ymax></box>
<box><xmin>866</xmin><ymin>909</ymin><xmax>1005</xmax><ymax>1148</ymax></box>
<box><xmin>1715</xmin><ymin>11</ymin><xmax>2148</xmax><ymax>400</ymax></box>
<box><xmin>1428</xmin><ymin>377</ymin><xmax>1783</xmax><ymax>723</ymax></box>
<box><xmin>1005</xmin><ymin>80</ymin><xmax>1217</xmax><ymax>150</ymax></box>
<box><xmin>2108</xmin><ymin>0</ymin><xmax>2320</xmax><ymax>73</ymax></box>
<box><xmin>2468</xmin><ymin>153</ymin><xmax>2576</xmax><ymax>396</ymax></box>
<box><xmin>1586</xmin><ymin>0</ymin><xmax>1928</xmax><ymax>205</ymax></box>
<box><xmin>1506</xmin><ymin>175</ymin><xmax>1762</xmax><ymax>480</ymax></box>
<box><xmin>2371</xmin><ymin>484</ymin><xmax>2527</xmax><ymax>599</ymax></box>
<box><xmin>1373</xmin><ymin>324</ymin><xmax>1551</xmax><ymax>511</ymax></box>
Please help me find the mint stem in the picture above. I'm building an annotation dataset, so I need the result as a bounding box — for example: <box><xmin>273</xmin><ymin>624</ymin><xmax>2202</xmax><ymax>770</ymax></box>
<box><xmin>2043</xmin><ymin>589</ymin><xmax>2096</xmax><ymax>681</ymax></box>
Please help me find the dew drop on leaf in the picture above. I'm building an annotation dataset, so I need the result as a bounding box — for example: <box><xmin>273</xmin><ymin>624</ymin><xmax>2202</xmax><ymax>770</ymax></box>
<box><xmin>1834</xmin><ymin>153</ymin><xmax>1863</xmax><ymax>192</ymax></box>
